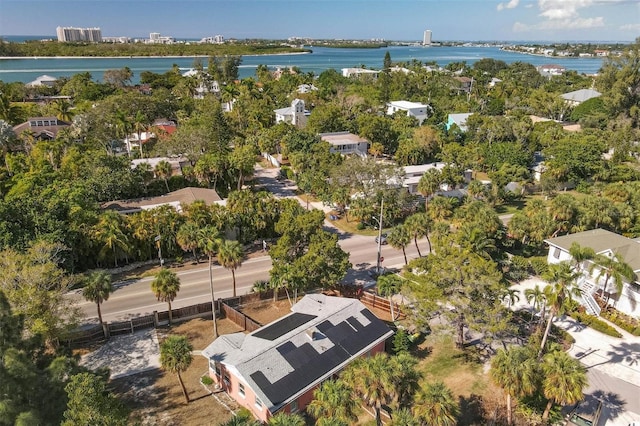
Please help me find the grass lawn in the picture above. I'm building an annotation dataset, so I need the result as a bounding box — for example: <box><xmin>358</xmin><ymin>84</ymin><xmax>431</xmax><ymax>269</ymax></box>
<box><xmin>326</xmin><ymin>212</ymin><xmax>392</xmax><ymax>237</ymax></box>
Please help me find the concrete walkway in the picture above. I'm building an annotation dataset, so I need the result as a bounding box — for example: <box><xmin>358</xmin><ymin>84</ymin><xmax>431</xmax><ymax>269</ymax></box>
<box><xmin>511</xmin><ymin>277</ymin><xmax>640</xmax><ymax>425</ymax></box>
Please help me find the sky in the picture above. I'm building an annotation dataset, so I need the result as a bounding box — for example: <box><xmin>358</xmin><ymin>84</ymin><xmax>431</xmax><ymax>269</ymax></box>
<box><xmin>0</xmin><ymin>0</ymin><xmax>639</xmax><ymax>42</ymax></box>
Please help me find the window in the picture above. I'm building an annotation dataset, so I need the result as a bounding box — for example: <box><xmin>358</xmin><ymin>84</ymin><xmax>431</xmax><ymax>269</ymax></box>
<box><xmin>238</xmin><ymin>383</ymin><xmax>245</xmax><ymax>398</ymax></box>
<box><xmin>255</xmin><ymin>396</ymin><xmax>263</xmax><ymax>409</ymax></box>
<box><xmin>223</xmin><ymin>373</ymin><xmax>230</xmax><ymax>388</ymax></box>
<box><xmin>553</xmin><ymin>248</ymin><xmax>561</xmax><ymax>259</ymax></box>
<box><xmin>289</xmin><ymin>399</ymin><xmax>299</xmax><ymax>413</ymax></box>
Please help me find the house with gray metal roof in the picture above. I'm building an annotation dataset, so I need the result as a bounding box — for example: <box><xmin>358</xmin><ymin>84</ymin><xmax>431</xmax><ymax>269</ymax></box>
<box><xmin>202</xmin><ymin>294</ymin><xmax>393</xmax><ymax>422</ymax></box>
<box><xmin>545</xmin><ymin>229</ymin><xmax>640</xmax><ymax>317</ymax></box>
<box><xmin>561</xmin><ymin>88</ymin><xmax>602</xmax><ymax>106</ymax></box>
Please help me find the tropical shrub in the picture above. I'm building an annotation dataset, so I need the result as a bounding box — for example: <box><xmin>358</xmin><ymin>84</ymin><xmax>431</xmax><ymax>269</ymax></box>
<box><xmin>599</xmin><ymin>308</ymin><xmax>640</xmax><ymax>336</ymax></box>
<box><xmin>569</xmin><ymin>311</ymin><xmax>622</xmax><ymax>338</ymax></box>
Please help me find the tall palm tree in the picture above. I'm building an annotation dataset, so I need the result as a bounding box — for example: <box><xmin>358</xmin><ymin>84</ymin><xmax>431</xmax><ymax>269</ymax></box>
<box><xmin>387</xmin><ymin>224</ymin><xmax>411</xmax><ymax>265</ymax></box>
<box><xmin>93</xmin><ymin>210</ymin><xmax>130</xmax><ymax>267</ymax></box>
<box><xmin>154</xmin><ymin>160</ymin><xmax>172</xmax><ymax>192</ymax></box>
<box><xmin>589</xmin><ymin>252</ymin><xmax>636</xmax><ymax>303</ymax></box>
<box><xmin>217</xmin><ymin>239</ymin><xmax>244</xmax><ymax>297</ymax></box>
<box><xmin>524</xmin><ymin>284</ymin><xmax>546</xmax><ymax>326</ymax></box>
<box><xmin>541</xmin><ymin>350</ymin><xmax>587</xmax><ymax>422</ymax></box>
<box><xmin>82</xmin><ymin>270</ymin><xmax>114</xmax><ymax>327</ymax></box>
<box><xmin>405</xmin><ymin>212</ymin><xmax>432</xmax><ymax>256</ymax></box>
<box><xmin>342</xmin><ymin>353</ymin><xmax>396</xmax><ymax>426</ymax></box>
<box><xmin>412</xmin><ymin>381</ymin><xmax>459</xmax><ymax>426</ymax></box>
<box><xmin>389</xmin><ymin>352</ymin><xmax>421</xmax><ymax>409</ymax></box>
<box><xmin>267</xmin><ymin>413</ymin><xmax>305</xmax><ymax>426</ymax></box>
<box><xmin>198</xmin><ymin>226</ymin><xmax>222</xmax><ymax>337</ymax></box>
<box><xmin>500</xmin><ymin>287</ymin><xmax>520</xmax><ymax>308</ymax></box>
<box><xmin>377</xmin><ymin>274</ymin><xmax>403</xmax><ymax>321</ymax></box>
<box><xmin>391</xmin><ymin>408</ymin><xmax>421</xmax><ymax>426</ymax></box>
<box><xmin>417</xmin><ymin>168</ymin><xmax>442</xmax><ymax>209</ymax></box>
<box><xmin>307</xmin><ymin>379</ymin><xmax>357</xmax><ymax>425</ymax></box>
<box><xmin>133</xmin><ymin>110</ymin><xmax>147</xmax><ymax>158</ymax></box>
<box><xmin>539</xmin><ymin>262</ymin><xmax>581</xmax><ymax>358</ymax></box>
<box><xmin>568</xmin><ymin>242</ymin><xmax>595</xmax><ymax>275</ymax></box>
<box><xmin>490</xmin><ymin>346</ymin><xmax>538</xmax><ymax>425</ymax></box>
<box><xmin>176</xmin><ymin>222</ymin><xmax>201</xmax><ymax>263</ymax></box>
<box><xmin>151</xmin><ymin>268</ymin><xmax>181</xmax><ymax>326</ymax></box>
<box><xmin>159</xmin><ymin>335</ymin><xmax>193</xmax><ymax>403</ymax></box>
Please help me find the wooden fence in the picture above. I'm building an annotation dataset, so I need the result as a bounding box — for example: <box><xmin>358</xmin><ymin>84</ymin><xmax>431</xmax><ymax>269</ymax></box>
<box><xmin>65</xmin><ymin>288</ymin><xmax>399</xmax><ymax>347</ymax></box>
<box><xmin>65</xmin><ymin>293</ymin><xmax>274</xmax><ymax>347</ymax></box>
<box><xmin>359</xmin><ymin>290</ymin><xmax>405</xmax><ymax>320</ymax></box>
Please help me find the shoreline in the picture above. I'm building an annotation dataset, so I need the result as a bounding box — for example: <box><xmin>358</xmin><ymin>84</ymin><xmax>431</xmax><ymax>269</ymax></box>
<box><xmin>0</xmin><ymin>51</ymin><xmax>311</xmax><ymax>60</ymax></box>
<box><xmin>500</xmin><ymin>47</ymin><xmax>598</xmax><ymax>60</ymax></box>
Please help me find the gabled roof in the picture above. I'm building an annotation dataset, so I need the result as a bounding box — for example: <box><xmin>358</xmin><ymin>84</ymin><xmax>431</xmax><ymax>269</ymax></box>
<box><xmin>319</xmin><ymin>131</ymin><xmax>368</xmax><ymax>146</ymax></box>
<box><xmin>102</xmin><ymin>187</ymin><xmax>222</xmax><ymax>214</ymax></box>
<box><xmin>561</xmin><ymin>89</ymin><xmax>602</xmax><ymax>104</ymax></box>
<box><xmin>202</xmin><ymin>294</ymin><xmax>393</xmax><ymax>413</ymax></box>
<box><xmin>545</xmin><ymin>229</ymin><xmax>640</xmax><ymax>272</ymax></box>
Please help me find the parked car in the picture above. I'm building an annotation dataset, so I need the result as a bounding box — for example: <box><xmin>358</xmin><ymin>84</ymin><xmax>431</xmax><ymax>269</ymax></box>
<box><xmin>375</xmin><ymin>233</ymin><xmax>388</xmax><ymax>245</ymax></box>
<box><xmin>565</xmin><ymin>398</ymin><xmax>602</xmax><ymax>426</ymax></box>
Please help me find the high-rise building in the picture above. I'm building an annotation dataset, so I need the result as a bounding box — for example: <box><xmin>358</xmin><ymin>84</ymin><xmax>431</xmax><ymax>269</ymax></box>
<box><xmin>423</xmin><ymin>30</ymin><xmax>432</xmax><ymax>46</ymax></box>
<box><xmin>56</xmin><ymin>26</ymin><xmax>102</xmax><ymax>42</ymax></box>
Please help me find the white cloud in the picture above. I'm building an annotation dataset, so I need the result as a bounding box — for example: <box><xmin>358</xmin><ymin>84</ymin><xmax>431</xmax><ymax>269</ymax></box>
<box><xmin>513</xmin><ymin>16</ymin><xmax>605</xmax><ymax>31</ymax></box>
<box><xmin>497</xmin><ymin>0</ymin><xmax>520</xmax><ymax>11</ymax></box>
<box><xmin>620</xmin><ymin>23</ymin><xmax>640</xmax><ymax>31</ymax></box>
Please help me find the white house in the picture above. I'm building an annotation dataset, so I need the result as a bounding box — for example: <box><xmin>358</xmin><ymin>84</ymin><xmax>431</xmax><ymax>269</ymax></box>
<box><xmin>319</xmin><ymin>132</ymin><xmax>369</xmax><ymax>157</ymax></box>
<box><xmin>401</xmin><ymin>163</ymin><xmax>446</xmax><ymax>194</ymax></box>
<box><xmin>561</xmin><ymin>89</ymin><xmax>602</xmax><ymax>106</ymax></box>
<box><xmin>545</xmin><ymin>229</ymin><xmax>640</xmax><ymax>317</ymax></box>
<box><xmin>26</xmin><ymin>75</ymin><xmax>58</xmax><ymax>88</ymax></box>
<box><xmin>341</xmin><ymin>68</ymin><xmax>379</xmax><ymax>78</ymax></box>
<box><xmin>386</xmin><ymin>101</ymin><xmax>431</xmax><ymax>124</ymax></box>
<box><xmin>446</xmin><ymin>113</ymin><xmax>473</xmax><ymax>132</ymax></box>
<box><xmin>274</xmin><ymin>99</ymin><xmax>309</xmax><ymax>128</ymax></box>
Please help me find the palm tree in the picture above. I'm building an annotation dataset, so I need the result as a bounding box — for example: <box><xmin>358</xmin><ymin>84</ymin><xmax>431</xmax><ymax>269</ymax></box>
<box><xmin>342</xmin><ymin>353</ymin><xmax>396</xmax><ymax>426</ymax></box>
<box><xmin>390</xmin><ymin>352</ymin><xmax>421</xmax><ymax>409</ymax></box>
<box><xmin>490</xmin><ymin>346</ymin><xmax>538</xmax><ymax>425</ymax></box>
<box><xmin>387</xmin><ymin>224</ymin><xmax>411</xmax><ymax>265</ymax></box>
<box><xmin>267</xmin><ymin>413</ymin><xmax>305</xmax><ymax>426</ymax></box>
<box><xmin>159</xmin><ymin>335</ymin><xmax>193</xmax><ymax>403</ymax></box>
<box><xmin>155</xmin><ymin>160</ymin><xmax>172</xmax><ymax>192</ymax></box>
<box><xmin>151</xmin><ymin>268</ymin><xmax>181</xmax><ymax>326</ymax></box>
<box><xmin>501</xmin><ymin>287</ymin><xmax>520</xmax><ymax>308</ymax></box>
<box><xmin>218</xmin><ymin>239</ymin><xmax>244</xmax><ymax>297</ymax></box>
<box><xmin>176</xmin><ymin>222</ymin><xmax>201</xmax><ymax>263</ymax></box>
<box><xmin>307</xmin><ymin>379</ymin><xmax>357</xmax><ymax>425</ymax></box>
<box><xmin>589</xmin><ymin>252</ymin><xmax>636</xmax><ymax>303</ymax></box>
<box><xmin>412</xmin><ymin>381</ymin><xmax>459</xmax><ymax>426</ymax></box>
<box><xmin>405</xmin><ymin>212</ymin><xmax>432</xmax><ymax>256</ymax></box>
<box><xmin>417</xmin><ymin>168</ymin><xmax>442</xmax><ymax>209</ymax></box>
<box><xmin>198</xmin><ymin>226</ymin><xmax>222</xmax><ymax>337</ymax></box>
<box><xmin>539</xmin><ymin>262</ymin><xmax>581</xmax><ymax>358</ymax></box>
<box><xmin>389</xmin><ymin>408</ymin><xmax>419</xmax><ymax>426</ymax></box>
<box><xmin>524</xmin><ymin>284</ymin><xmax>546</xmax><ymax>326</ymax></box>
<box><xmin>541</xmin><ymin>349</ymin><xmax>587</xmax><ymax>422</ymax></box>
<box><xmin>82</xmin><ymin>270</ymin><xmax>114</xmax><ymax>328</ymax></box>
<box><xmin>377</xmin><ymin>274</ymin><xmax>403</xmax><ymax>321</ymax></box>
<box><xmin>568</xmin><ymin>242</ymin><xmax>595</xmax><ymax>275</ymax></box>
<box><xmin>93</xmin><ymin>210</ymin><xmax>130</xmax><ymax>267</ymax></box>
<box><xmin>133</xmin><ymin>110</ymin><xmax>147</xmax><ymax>158</ymax></box>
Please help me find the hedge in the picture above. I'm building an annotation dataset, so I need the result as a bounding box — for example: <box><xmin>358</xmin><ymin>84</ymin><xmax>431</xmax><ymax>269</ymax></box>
<box><xmin>569</xmin><ymin>311</ymin><xmax>622</xmax><ymax>338</ymax></box>
<box><xmin>599</xmin><ymin>309</ymin><xmax>640</xmax><ymax>336</ymax></box>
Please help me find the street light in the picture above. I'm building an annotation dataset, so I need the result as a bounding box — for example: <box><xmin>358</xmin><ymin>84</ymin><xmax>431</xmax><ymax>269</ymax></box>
<box><xmin>374</xmin><ymin>199</ymin><xmax>384</xmax><ymax>275</ymax></box>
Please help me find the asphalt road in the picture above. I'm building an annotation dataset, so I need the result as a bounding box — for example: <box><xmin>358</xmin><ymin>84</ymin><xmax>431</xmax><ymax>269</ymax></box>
<box><xmin>72</xmin><ymin>220</ymin><xmax>427</xmax><ymax>323</ymax></box>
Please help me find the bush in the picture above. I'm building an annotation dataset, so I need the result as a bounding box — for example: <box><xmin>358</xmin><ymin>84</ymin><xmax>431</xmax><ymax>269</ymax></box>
<box><xmin>356</xmin><ymin>221</ymin><xmax>366</xmax><ymax>230</ymax></box>
<box><xmin>201</xmin><ymin>375</ymin><xmax>213</xmax><ymax>386</ymax></box>
<box><xmin>506</xmin><ymin>255</ymin><xmax>530</xmax><ymax>281</ymax></box>
<box><xmin>600</xmin><ymin>308</ymin><xmax>640</xmax><ymax>336</ymax></box>
<box><xmin>569</xmin><ymin>311</ymin><xmax>622</xmax><ymax>338</ymax></box>
<box><xmin>528</xmin><ymin>256</ymin><xmax>549</xmax><ymax>276</ymax></box>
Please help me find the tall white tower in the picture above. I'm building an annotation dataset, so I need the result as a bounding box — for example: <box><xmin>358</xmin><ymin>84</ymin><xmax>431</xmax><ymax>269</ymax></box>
<box><xmin>423</xmin><ymin>30</ymin><xmax>432</xmax><ymax>46</ymax></box>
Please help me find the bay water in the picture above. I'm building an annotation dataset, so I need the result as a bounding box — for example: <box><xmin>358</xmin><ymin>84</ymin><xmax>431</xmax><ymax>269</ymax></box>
<box><xmin>0</xmin><ymin>45</ymin><xmax>604</xmax><ymax>84</ymax></box>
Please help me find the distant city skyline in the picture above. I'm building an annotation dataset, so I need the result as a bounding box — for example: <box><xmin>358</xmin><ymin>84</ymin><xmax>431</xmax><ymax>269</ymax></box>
<box><xmin>1</xmin><ymin>0</ymin><xmax>639</xmax><ymax>42</ymax></box>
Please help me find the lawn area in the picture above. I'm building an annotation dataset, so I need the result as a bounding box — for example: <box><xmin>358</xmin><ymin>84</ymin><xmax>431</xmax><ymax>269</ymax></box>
<box><xmin>326</xmin><ymin>212</ymin><xmax>392</xmax><ymax>237</ymax></box>
<box><xmin>414</xmin><ymin>334</ymin><xmax>503</xmax><ymax>424</ymax></box>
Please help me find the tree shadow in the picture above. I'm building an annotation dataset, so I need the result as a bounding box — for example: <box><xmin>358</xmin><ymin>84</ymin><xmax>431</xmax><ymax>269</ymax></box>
<box><xmin>458</xmin><ymin>394</ymin><xmax>485</xmax><ymax>425</ymax></box>
<box><xmin>590</xmin><ymin>390</ymin><xmax>626</xmax><ymax>425</ymax></box>
<box><xmin>589</xmin><ymin>341</ymin><xmax>640</xmax><ymax>369</ymax></box>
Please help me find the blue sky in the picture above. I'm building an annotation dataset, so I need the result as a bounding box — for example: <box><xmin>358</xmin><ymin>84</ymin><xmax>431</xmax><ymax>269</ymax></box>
<box><xmin>1</xmin><ymin>0</ymin><xmax>638</xmax><ymax>41</ymax></box>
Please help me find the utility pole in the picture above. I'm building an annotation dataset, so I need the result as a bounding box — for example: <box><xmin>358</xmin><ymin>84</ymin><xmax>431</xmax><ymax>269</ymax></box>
<box><xmin>376</xmin><ymin>198</ymin><xmax>384</xmax><ymax>275</ymax></box>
